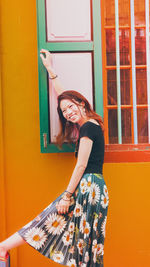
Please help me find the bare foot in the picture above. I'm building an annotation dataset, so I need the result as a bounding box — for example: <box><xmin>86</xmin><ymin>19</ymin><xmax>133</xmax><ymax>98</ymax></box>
<box><xmin>0</xmin><ymin>246</ymin><xmax>8</xmax><ymax>259</ymax></box>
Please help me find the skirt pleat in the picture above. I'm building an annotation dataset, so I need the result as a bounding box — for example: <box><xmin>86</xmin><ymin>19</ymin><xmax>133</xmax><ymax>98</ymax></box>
<box><xmin>17</xmin><ymin>173</ymin><xmax>109</xmax><ymax>267</ymax></box>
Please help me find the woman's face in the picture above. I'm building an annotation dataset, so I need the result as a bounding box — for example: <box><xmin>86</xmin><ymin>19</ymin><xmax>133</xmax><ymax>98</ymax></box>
<box><xmin>60</xmin><ymin>99</ymin><xmax>86</xmax><ymax>125</ymax></box>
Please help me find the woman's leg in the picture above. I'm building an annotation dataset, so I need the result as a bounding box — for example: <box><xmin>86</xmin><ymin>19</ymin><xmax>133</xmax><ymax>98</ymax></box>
<box><xmin>0</xmin><ymin>232</ymin><xmax>25</xmax><ymax>258</ymax></box>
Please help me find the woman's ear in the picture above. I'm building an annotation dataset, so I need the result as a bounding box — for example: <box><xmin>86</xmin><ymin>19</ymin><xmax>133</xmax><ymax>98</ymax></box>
<box><xmin>80</xmin><ymin>101</ymin><xmax>85</xmax><ymax>107</ymax></box>
<box><xmin>79</xmin><ymin>103</ymin><xmax>86</xmax><ymax>117</ymax></box>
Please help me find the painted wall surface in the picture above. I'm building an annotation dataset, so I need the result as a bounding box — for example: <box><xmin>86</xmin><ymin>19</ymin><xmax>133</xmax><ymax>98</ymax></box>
<box><xmin>0</xmin><ymin>1</ymin><xmax>150</xmax><ymax>267</ymax></box>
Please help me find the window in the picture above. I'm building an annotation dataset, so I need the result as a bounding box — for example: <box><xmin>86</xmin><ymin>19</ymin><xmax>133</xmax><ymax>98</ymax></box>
<box><xmin>36</xmin><ymin>0</ymin><xmax>150</xmax><ymax>161</ymax></box>
<box><xmin>101</xmin><ymin>0</ymin><xmax>150</xmax><ymax>161</ymax></box>
<box><xmin>36</xmin><ymin>0</ymin><xmax>103</xmax><ymax>153</ymax></box>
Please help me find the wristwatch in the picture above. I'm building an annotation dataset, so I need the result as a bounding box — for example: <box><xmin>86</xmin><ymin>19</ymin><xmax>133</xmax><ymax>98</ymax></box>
<box><xmin>63</xmin><ymin>191</ymin><xmax>72</xmax><ymax>199</ymax></box>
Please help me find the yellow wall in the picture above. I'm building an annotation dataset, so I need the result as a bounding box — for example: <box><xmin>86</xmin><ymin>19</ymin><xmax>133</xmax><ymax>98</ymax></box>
<box><xmin>0</xmin><ymin>1</ymin><xmax>150</xmax><ymax>267</ymax></box>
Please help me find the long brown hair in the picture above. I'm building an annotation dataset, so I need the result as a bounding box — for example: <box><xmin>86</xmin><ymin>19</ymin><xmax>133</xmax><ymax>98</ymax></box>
<box><xmin>56</xmin><ymin>90</ymin><xmax>104</xmax><ymax>147</ymax></box>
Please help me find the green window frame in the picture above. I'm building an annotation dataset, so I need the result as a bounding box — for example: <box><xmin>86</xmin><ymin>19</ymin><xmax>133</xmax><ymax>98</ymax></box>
<box><xmin>36</xmin><ymin>0</ymin><xmax>103</xmax><ymax>153</ymax></box>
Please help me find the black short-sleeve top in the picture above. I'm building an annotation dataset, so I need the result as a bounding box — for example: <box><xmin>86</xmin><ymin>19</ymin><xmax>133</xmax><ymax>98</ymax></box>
<box><xmin>75</xmin><ymin>121</ymin><xmax>105</xmax><ymax>175</ymax></box>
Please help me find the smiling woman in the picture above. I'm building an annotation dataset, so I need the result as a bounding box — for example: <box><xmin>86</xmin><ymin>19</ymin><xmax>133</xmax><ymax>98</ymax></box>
<box><xmin>56</xmin><ymin>90</ymin><xmax>104</xmax><ymax>148</ymax></box>
<box><xmin>61</xmin><ymin>100</ymin><xmax>83</xmax><ymax>124</ymax></box>
<box><xmin>0</xmin><ymin>50</ymin><xmax>109</xmax><ymax>267</ymax></box>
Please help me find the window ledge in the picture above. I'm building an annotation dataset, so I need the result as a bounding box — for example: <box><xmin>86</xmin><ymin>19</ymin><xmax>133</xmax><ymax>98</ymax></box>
<box><xmin>104</xmin><ymin>144</ymin><xmax>150</xmax><ymax>162</ymax></box>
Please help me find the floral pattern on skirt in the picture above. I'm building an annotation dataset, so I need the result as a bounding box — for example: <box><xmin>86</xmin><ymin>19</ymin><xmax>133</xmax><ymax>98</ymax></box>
<box><xmin>17</xmin><ymin>173</ymin><xmax>109</xmax><ymax>266</ymax></box>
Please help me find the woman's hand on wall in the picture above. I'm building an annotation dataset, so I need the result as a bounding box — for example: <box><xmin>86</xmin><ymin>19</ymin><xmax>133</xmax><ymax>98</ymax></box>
<box><xmin>40</xmin><ymin>49</ymin><xmax>56</xmax><ymax>76</ymax></box>
<box><xmin>40</xmin><ymin>48</ymin><xmax>64</xmax><ymax>95</ymax></box>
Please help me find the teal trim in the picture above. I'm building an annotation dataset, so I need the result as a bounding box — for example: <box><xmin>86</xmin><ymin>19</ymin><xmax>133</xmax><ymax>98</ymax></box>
<box><xmin>115</xmin><ymin>0</ymin><xmax>122</xmax><ymax>144</ymax></box>
<box><xmin>42</xmin><ymin>143</ymin><xmax>75</xmax><ymax>153</ymax></box>
<box><xmin>130</xmin><ymin>0</ymin><xmax>138</xmax><ymax>144</ymax></box>
<box><xmin>36</xmin><ymin>0</ymin><xmax>49</xmax><ymax>152</ymax></box>
<box><xmin>43</xmin><ymin>42</ymin><xmax>94</xmax><ymax>51</ymax></box>
<box><xmin>37</xmin><ymin>0</ymin><xmax>47</xmax><ymax>49</ymax></box>
<box><xmin>36</xmin><ymin>0</ymin><xmax>103</xmax><ymax>153</ymax></box>
<box><xmin>93</xmin><ymin>0</ymin><xmax>103</xmax><ymax>118</ymax></box>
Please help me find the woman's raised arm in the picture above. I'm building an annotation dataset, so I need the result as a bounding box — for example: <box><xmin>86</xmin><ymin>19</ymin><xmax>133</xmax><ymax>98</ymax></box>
<box><xmin>40</xmin><ymin>49</ymin><xmax>64</xmax><ymax>95</ymax></box>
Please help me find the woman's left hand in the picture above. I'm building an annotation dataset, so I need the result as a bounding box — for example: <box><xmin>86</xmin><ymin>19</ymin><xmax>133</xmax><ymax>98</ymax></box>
<box><xmin>40</xmin><ymin>49</ymin><xmax>53</xmax><ymax>71</ymax></box>
<box><xmin>56</xmin><ymin>198</ymin><xmax>70</xmax><ymax>214</ymax></box>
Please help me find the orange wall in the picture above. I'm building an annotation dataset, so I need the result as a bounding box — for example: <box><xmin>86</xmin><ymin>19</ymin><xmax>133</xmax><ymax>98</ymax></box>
<box><xmin>0</xmin><ymin>1</ymin><xmax>150</xmax><ymax>267</ymax></box>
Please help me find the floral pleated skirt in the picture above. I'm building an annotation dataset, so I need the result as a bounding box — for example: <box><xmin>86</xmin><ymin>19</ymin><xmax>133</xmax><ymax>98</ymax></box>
<box><xmin>17</xmin><ymin>173</ymin><xmax>109</xmax><ymax>267</ymax></box>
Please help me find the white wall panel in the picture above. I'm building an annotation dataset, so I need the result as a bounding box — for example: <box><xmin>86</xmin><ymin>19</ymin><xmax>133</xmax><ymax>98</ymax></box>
<box><xmin>46</xmin><ymin>0</ymin><xmax>91</xmax><ymax>41</ymax></box>
<box><xmin>49</xmin><ymin>53</ymin><xmax>93</xmax><ymax>142</ymax></box>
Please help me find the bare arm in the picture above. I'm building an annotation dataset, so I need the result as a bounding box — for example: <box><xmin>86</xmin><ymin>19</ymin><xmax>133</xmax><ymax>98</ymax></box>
<box><xmin>56</xmin><ymin>136</ymin><xmax>93</xmax><ymax>214</ymax></box>
<box><xmin>66</xmin><ymin>137</ymin><xmax>93</xmax><ymax>193</ymax></box>
<box><xmin>40</xmin><ymin>49</ymin><xmax>64</xmax><ymax>95</ymax></box>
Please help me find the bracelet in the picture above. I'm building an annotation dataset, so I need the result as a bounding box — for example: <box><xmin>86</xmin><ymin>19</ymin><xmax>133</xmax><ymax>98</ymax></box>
<box><xmin>49</xmin><ymin>74</ymin><xmax>58</xmax><ymax>80</ymax></box>
<box><xmin>62</xmin><ymin>198</ymin><xmax>70</xmax><ymax>202</ymax></box>
<box><xmin>63</xmin><ymin>191</ymin><xmax>72</xmax><ymax>199</ymax></box>
<box><xmin>65</xmin><ymin>190</ymin><xmax>72</xmax><ymax>195</ymax></box>
<box><xmin>63</xmin><ymin>193</ymin><xmax>71</xmax><ymax>198</ymax></box>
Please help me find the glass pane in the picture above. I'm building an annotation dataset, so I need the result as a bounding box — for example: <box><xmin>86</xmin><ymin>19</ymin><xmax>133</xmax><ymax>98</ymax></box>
<box><xmin>119</xmin><ymin>0</ymin><xmax>130</xmax><ymax>26</ymax></box>
<box><xmin>136</xmin><ymin>69</ymin><xmax>147</xmax><ymax>104</ymax></box>
<box><xmin>108</xmin><ymin>109</ymin><xmax>118</xmax><ymax>143</ymax></box>
<box><xmin>107</xmin><ymin>70</ymin><xmax>117</xmax><ymax>105</ymax></box>
<box><xmin>134</xmin><ymin>0</ymin><xmax>145</xmax><ymax>26</ymax></box>
<box><xmin>137</xmin><ymin>109</ymin><xmax>148</xmax><ymax>143</ymax></box>
<box><xmin>107</xmin><ymin>70</ymin><xmax>131</xmax><ymax>105</ymax></box>
<box><xmin>106</xmin><ymin>30</ymin><xmax>116</xmax><ymax>66</ymax></box>
<box><xmin>135</xmin><ymin>28</ymin><xmax>146</xmax><ymax>65</ymax></box>
<box><xmin>49</xmin><ymin>53</ymin><xmax>93</xmax><ymax>143</ymax></box>
<box><xmin>121</xmin><ymin>109</ymin><xmax>132</xmax><ymax>143</ymax></box>
<box><xmin>104</xmin><ymin>0</ymin><xmax>115</xmax><ymax>26</ymax></box>
<box><xmin>46</xmin><ymin>0</ymin><xmax>91</xmax><ymax>42</ymax></box>
<box><xmin>119</xmin><ymin>29</ymin><xmax>130</xmax><ymax>65</ymax></box>
<box><xmin>120</xmin><ymin>69</ymin><xmax>130</xmax><ymax>105</ymax></box>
